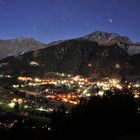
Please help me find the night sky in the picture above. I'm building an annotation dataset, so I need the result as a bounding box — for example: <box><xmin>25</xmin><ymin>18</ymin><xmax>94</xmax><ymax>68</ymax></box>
<box><xmin>0</xmin><ymin>0</ymin><xmax>140</xmax><ymax>43</ymax></box>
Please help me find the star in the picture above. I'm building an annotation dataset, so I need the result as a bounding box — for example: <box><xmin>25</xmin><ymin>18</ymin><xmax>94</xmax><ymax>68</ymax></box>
<box><xmin>109</xmin><ymin>19</ymin><xmax>113</xmax><ymax>23</ymax></box>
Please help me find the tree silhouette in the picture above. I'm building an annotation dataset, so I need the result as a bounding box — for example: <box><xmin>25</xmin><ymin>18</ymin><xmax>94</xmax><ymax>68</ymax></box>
<box><xmin>50</xmin><ymin>92</ymin><xmax>138</xmax><ymax>140</ymax></box>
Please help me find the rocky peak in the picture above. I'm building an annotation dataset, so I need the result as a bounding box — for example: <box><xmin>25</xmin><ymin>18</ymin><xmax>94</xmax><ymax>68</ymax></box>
<box><xmin>80</xmin><ymin>31</ymin><xmax>133</xmax><ymax>45</ymax></box>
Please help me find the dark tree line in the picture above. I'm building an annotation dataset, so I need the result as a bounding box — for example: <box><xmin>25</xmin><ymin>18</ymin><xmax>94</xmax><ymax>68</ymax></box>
<box><xmin>0</xmin><ymin>92</ymin><xmax>140</xmax><ymax>140</ymax></box>
<box><xmin>50</xmin><ymin>93</ymin><xmax>139</xmax><ymax>140</ymax></box>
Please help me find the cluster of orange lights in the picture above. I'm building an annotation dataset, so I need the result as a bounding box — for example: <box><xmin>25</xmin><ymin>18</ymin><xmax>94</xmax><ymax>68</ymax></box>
<box><xmin>17</xmin><ymin>76</ymin><xmax>90</xmax><ymax>86</ymax></box>
<box><xmin>46</xmin><ymin>93</ymin><xmax>82</xmax><ymax>105</ymax></box>
<box><xmin>18</xmin><ymin>77</ymin><xmax>32</xmax><ymax>81</ymax></box>
<box><xmin>17</xmin><ymin>76</ymin><xmax>140</xmax><ymax>102</ymax></box>
<box><xmin>11</xmin><ymin>98</ymin><xmax>24</xmax><ymax>104</ymax></box>
<box><xmin>133</xmin><ymin>90</ymin><xmax>140</xmax><ymax>98</ymax></box>
<box><xmin>18</xmin><ymin>76</ymin><xmax>57</xmax><ymax>85</ymax></box>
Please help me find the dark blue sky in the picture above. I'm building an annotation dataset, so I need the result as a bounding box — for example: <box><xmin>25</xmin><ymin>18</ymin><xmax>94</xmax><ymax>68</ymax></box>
<box><xmin>0</xmin><ymin>0</ymin><xmax>139</xmax><ymax>43</ymax></box>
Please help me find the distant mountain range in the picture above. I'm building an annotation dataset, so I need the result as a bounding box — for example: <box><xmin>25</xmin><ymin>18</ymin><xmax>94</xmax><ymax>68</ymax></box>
<box><xmin>0</xmin><ymin>31</ymin><xmax>140</xmax><ymax>80</ymax></box>
<box><xmin>0</xmin><ymin>38</ymin><xmax>47</xmax><ymax>60</ymax></box>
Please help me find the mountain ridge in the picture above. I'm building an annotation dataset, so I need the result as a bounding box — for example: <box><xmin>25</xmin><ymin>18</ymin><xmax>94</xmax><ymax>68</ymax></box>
<box><xmin>0</xmin><ymin>31</ymin><xmax>139</xmax><ymax>60</ymax></box>
<box><xmin>0</xmin><ymin>37</ymin><xmax>47</xmax><ymax>60</ymax></box>
<box><xmin>0</xmin><ymin>31</ymin><xmax>140</xmax><ymax>80</ymax></box>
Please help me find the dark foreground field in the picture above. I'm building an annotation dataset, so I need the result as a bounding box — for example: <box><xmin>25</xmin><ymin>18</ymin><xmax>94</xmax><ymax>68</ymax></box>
<box><xmin>0</xmin><ymin>93</ymin><xmax>140</xmax><ymax>140</ymax></box>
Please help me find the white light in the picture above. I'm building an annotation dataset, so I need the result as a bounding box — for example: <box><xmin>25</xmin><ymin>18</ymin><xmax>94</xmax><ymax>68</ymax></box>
<box><xmin>35</xmin><ymin>78</ymin><xmax>40</xmax><ymax>82</ymax></box>
<box><xmin>115</xmin><ymin>64</ymin><xmax>120</xmax><ymax>69</ymax></box>
<box><xmin>116</xmin><ymin>85</ymin><xmax>122</xmax><ymax>90</ymax></box>
<box><xmin>13</xmin><ymin>85</ymin><xmax>19</xmax><ymax>88</ymax></box>
<box><xmin>98</xmin><ymin>91</ymin><xmax>104</xmax><ymax>96</ymax></box>
<box><xmin>134</xmin><ymin>95</ymin><xmax>139</xmax><ymax>98</ymax></box>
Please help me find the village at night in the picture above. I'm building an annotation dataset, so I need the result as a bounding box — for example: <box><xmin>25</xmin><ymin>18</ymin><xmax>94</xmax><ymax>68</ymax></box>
<box><xmin>0</xmin><ymin>0</ymin><xmax>140</xmax><ymax>139</ymax></box>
